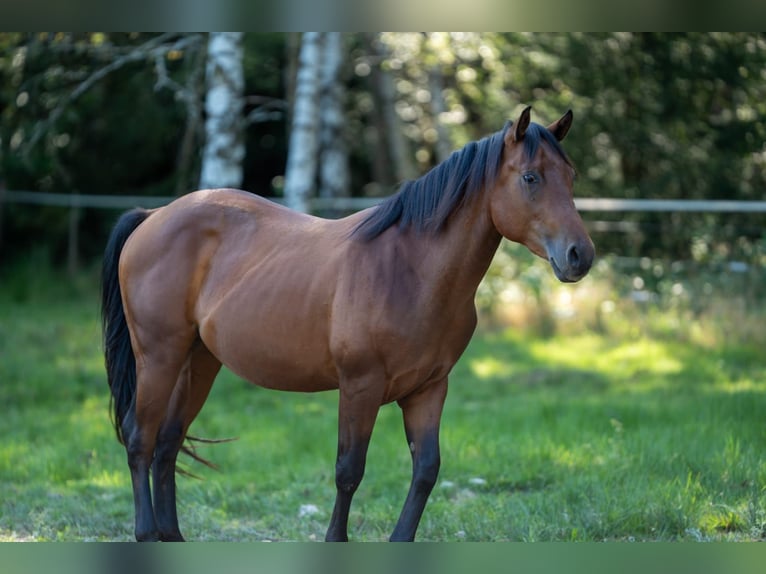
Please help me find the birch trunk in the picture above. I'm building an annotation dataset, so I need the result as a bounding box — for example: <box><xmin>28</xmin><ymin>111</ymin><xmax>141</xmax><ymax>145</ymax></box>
<box><xmin>284</xmin><ymin>32</ymin><xmax>323</xmax><ymax>213</ymax></box>
<box><xmin>198</xmin><ymin>32</ymin><xmax>245</xmax><ymax>190</ymax></box>
<box><xmin>318</xmin><ymin>33</ymin><xmax>349</xmax><ymax>203</ymax></box>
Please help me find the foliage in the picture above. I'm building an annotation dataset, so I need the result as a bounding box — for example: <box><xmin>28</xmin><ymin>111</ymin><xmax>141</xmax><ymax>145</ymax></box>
<box><xmin>0</xmin><ymin>33</ymin><xmax>200</xmax><ymax>263</ymax></box>
<box><xmin>0</xmin><ymin>268</ymin><xmax>765</xmax><ymax>541</ymax></box>
<box><xmin>478</xmin><ymin>239</ymin><xmax>766</xmax><ymax>350</ymax></box>
<box><xmin>1</xmin><ymin>33</ymin><xmax>765</xmax><ymax>266</ymax></box>
<box><xmin>376</xmin><ymin>33</ymin><xmax>766</xmax><ymax>259</ymax></box>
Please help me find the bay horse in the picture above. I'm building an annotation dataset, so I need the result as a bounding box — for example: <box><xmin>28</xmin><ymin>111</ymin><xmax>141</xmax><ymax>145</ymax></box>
<box><xmin>101</xmin><ymin>106</ymin><xmax>594</xmax><ymax>542</ymax></box>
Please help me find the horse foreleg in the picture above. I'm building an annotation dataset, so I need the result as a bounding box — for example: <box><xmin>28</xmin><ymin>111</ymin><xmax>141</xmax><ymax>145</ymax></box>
<box><xmin>390</xmin><ymin>377</ymin><xmax>448</xmax><ymax>542</ymax></box>
<box><xmin>153</xmin><ymin>341</ymin><xmax>221</xmax><ymax>541</ymax></box>
<box><xmin>325</xmin><ymin>377</ymin><xmax>384</xmax><ymax>542</ymax></box>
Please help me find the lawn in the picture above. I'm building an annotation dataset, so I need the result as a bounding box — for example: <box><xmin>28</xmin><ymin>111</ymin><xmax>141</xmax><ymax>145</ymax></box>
<box><xmin>0</xmin><ymin>265</ymin><xmax>764</xmax><ymax>542</ymax></box>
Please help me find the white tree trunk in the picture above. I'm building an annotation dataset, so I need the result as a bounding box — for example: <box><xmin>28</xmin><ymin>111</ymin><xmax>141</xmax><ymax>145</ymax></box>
<box><xmin>198</xmin><ymin>32</ymin><xmax>245</xmax><ymax>190</ymax></box>
<box><xmin>318</xmin><ymin>33</ymin><xmax>349</xmax><ymax>201</ymax></box>
<box><xmin>283</xmin><ymin>32</ymin><xmax>323</xmax><ymax>213</ymax></box>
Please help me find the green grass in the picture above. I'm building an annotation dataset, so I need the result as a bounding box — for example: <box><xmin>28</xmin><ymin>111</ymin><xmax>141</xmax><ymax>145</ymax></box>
<box><xmin>0</xmin><ymin>269</ymin><xmax>765</xmax><ymax>542</ymax></box>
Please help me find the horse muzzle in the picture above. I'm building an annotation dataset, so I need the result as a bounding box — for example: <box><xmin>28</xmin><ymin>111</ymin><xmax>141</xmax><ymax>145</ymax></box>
<box><xmin>547</xmin><ymin>238</ymin><xmax>595</xmax><ymax>283</ymax></box>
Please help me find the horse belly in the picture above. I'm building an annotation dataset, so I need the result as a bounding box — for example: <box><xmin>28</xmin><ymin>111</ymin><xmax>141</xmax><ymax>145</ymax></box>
<box><xmin>198</xmin><ymin>277</ymin><xmax>339</xmax><ymax>393</ymax></box>
<box><xmin>225</xmin><ymin>344</ymin><xmax>338</xmax><ymax>393</ymax></box>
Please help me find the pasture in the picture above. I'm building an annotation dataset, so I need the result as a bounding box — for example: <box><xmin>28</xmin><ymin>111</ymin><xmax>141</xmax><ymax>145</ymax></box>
<box><xmin>1</xmin><ymin>257</ymin><xmax>765</xmax><ymax>542</ymax></box>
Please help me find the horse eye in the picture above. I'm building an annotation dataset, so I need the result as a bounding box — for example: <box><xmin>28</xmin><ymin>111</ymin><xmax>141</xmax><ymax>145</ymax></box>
<box><xmin>521</xmin><ymin>173</ymin><xmax>539</xmax><ymax>185</ymax></box>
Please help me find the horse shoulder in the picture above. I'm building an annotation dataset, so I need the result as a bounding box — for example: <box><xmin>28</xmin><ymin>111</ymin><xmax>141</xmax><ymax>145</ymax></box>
<box><xmin>328</xmin><ymin>233</ymin><xmax>479</xmax><ymax>391</ymax></box>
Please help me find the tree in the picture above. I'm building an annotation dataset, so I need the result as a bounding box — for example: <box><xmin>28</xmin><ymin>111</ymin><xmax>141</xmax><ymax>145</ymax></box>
<box><xmin>198</xmin><ymin>32</ymin><xmax>245</xmax><ymax>190</ymax></box>
<box><xmin>283</xmin><ymin>32</ymin><xmax>323</xmax><ymax>213</ymax></box>
<box><xmin>367</xmin><ymin>33</ymin><xmax>417</xmax><ymax>184</ymax></box>
<box><xmin>2</xmin><ymin>33</ymin><xmax>765</xmax><ymax>266</ymax></box>
<box><xmin>0</xmin><ymin>33</ymin><xmax>204</xmax><ymax>265</ymax></box>
<box><xmin>283</xmin><ymin>32</ymin><xmax>353</xmax><ymax>214</ymax></box>
<box><xmin>540</xmin><ymin>32</ymin><xmax>766</xmax><ymax>257</ymax></box>
<box><xmin>318</xmin><ymin>32</ymin><xmax>349</xmax><ymax>203</ymax></box>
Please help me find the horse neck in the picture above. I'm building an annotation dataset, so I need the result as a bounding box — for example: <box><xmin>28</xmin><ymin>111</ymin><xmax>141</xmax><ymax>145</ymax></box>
<box><xmin>405</xmin><ymin>190</ymin><xmax>502</xmax><ymax>302</ymax></box>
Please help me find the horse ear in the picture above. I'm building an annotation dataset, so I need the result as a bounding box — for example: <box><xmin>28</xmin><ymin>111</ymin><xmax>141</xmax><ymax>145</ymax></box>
<box><xmin>547</xmin><ymin>109</ymin><xmax>573</xmax><ymax>141</ymax></box>
<box><xmin>507</xmin><ymin>105</ymin><xmax>532</xmax><ymax>144</ymax></box>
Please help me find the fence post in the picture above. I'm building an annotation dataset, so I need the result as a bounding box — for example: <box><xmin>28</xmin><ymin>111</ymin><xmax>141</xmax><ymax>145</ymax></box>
<box><xmin>67</xmin><ymin>194</ymin><xmax>80</xmax><ymax>276</ymax></box>
<box><xmin>0</xmin><ymin>179</ymin><xmax>5</xmax><ymax>259</ymax></box>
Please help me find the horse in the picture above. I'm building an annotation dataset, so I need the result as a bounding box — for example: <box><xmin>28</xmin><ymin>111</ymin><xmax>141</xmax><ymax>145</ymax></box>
<box><xmin>101</xmin><ymin>106</ymin><xmax>594</xmax><ymax>542</ymax></box>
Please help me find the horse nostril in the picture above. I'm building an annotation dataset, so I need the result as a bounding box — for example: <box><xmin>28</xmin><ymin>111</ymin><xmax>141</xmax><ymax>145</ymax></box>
<box><xmin>567</xmin><ymin>244</ymin><xmax>580</xmax><ymax>268</ymax></box>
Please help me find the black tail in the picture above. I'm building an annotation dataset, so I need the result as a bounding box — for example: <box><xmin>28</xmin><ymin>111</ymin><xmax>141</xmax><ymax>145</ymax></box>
<box><xmin>101</xmin><ymin>208</ymin><xmax>151</xmax><ymax>445</ymax></box>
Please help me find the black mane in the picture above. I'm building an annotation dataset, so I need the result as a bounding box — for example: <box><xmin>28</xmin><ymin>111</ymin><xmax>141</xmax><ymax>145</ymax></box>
<box><xmin>353</xmin><ymin>121</ymin><xmax>572</xmax><ymax>241</ymax></box>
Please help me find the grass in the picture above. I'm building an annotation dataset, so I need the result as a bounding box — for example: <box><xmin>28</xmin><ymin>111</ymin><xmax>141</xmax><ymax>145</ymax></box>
<box><xmin>0</xmin><ymin>263</ymin><xmax>765</xmax><ymax>542</ymax></box>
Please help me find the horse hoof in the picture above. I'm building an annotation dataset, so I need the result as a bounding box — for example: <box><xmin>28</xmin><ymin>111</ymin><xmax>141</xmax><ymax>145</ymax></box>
<box><xmin>159</xmin><ymin>532</ymin><xmax>186</xmax><ymax>542</ymax></box>
<box><xmin>135</xmin><ymin>530</ymin><xmax>160</xmax><ymax>542</ymax></box>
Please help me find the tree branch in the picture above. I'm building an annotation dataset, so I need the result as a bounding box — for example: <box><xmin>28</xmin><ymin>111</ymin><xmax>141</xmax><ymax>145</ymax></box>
<box><xmin>23</xmin><ymin>33</ymin><xmax>204</xmax><ymax>155</ymax></box>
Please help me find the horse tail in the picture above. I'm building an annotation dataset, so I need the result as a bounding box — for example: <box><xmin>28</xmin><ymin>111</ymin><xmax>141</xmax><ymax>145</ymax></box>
<box><xmin>101</xmin><ymin>208</ymin><xmax>151</xmax><ymax>446</ymax></box>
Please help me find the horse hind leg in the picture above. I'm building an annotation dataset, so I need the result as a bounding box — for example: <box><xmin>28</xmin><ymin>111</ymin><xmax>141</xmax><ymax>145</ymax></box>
<box><xmin>152</xmin><ymin>339</ymin><xmax>222</xmax><ymax>541</ymax></box>
<box><xmin>124</xmin><ymin>348</ymin><xmax>190</xmax><ymax>542</ymax></box>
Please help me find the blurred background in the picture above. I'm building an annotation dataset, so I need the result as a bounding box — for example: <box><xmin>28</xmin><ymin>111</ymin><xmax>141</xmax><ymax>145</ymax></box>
<box><xmin>1</xmin><ymin>32</ymin><xmax>764</xmax><ymax>344</ymax></box>
<box><xmin>1</xmin><ymin>32</ymin><xmax>766</xmax><ymax>544</ymax></box>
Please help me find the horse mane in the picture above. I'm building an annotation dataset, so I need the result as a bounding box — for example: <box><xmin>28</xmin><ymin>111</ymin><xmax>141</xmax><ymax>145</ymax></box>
<box><xmin>352</xmin><ymin>120</ymin><xmax>572</xmax><ymax>241</ymax></box>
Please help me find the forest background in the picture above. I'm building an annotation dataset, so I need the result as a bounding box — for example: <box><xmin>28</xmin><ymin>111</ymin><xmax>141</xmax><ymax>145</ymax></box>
<box><xmin>1</xmin><ymin>32</ymin><xmax>765</xmax><ymax>270</ymax></box>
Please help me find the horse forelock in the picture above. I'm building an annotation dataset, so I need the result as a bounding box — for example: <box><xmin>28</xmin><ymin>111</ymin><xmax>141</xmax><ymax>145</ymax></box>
<box><xmin>522</xmin><ymin>122</ymin><xmax>574</xmax><ymax>168</ymax></box>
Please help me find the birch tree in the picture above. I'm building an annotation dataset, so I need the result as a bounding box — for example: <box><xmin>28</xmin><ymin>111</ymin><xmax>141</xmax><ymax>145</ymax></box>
<box><xmin>283</xmin><ymin>32</ymin><xmax>323</xmax><ymax>213</ymax></box>
<box><xmin>318</xmin><ymin>32</ymin><xmax>349</xmax><ymax>202</ymax></box>
<box><xmin>198</xmin><ymin>32</ymin><xmax>245</xmax><ymax>190</ymax></box>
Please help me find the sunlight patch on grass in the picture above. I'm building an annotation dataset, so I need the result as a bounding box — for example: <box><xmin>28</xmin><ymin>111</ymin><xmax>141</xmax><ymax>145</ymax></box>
<box><xmin>0</xmin><ymin>530</ymin><xmax>38</xmax><ymax>542</ymax></box>
<box><xmin>0</xmin><ymin>442</ymin><xmax>32</xmax><ymax>482</ymax></box>
<box><xmin>79</xmin><ymin>394</ymin><xmax>110</xmax><ymax>413</ymax></box>
<box><xmin>712</xmin><ymin>378</ymin><xmax>766</xmax><ymax>395</ymax></box>
<box><xmin>547</xmin><ymin>442</ymin><xmax>611</xmax><ymax>473</ymax></box>
<box><xmin>87</xmin><ymin>469</ymin><xmax>128</xmax><ymax>489</ymax></box>
<box><xmin>603</xmin><ymin>339</ymin><xmax>684</xmax><ymax>375</ymax></box>
<box><xmin>54</xmin><ymin>352</ymin><xmax>104</xmax><ymax>379</ymax></box>
<box><xmin>292</xmin><ymin>400</ymin><xmax>332</xmax><ymax>416</ymax></box>
<box><xmin>469</xmin><ymin>356</ymin><xmax>513</xmax><ymax>380</ymax></box>
<box><xmin>700</xmin><ymin>503</ymin><xmax>749</xmax><ymax>536</ymax></box>
<box><xmin>528</xmin><ymin>335</ymin><xmax>684</xmax><ymax>380</ymax></box>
